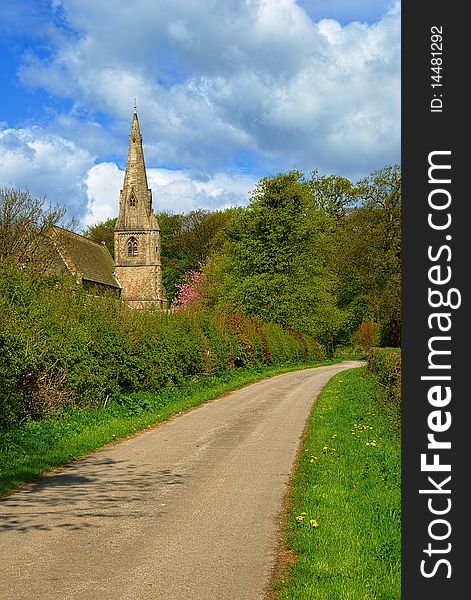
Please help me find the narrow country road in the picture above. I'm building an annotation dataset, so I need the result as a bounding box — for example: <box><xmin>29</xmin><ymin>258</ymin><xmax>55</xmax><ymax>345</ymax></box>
<box><xmin>0</xmin><ymin>361</ymin><xmax>362</xmax><ymax>600</ymax></box>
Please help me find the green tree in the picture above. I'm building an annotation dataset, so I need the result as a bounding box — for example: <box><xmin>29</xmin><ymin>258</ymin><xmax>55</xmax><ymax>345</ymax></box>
<box><xmin>206</xmin><ymin>171</ymin><xmax>348</xmax><ymax>353</ymax></box>
<box><xmin>158</xmin><ymin>209</ymin><xmax>232</xmax><ymax>303</ymax></box>
<box><xmin>332</xmin><ymin>165</ymin><xmax>401</xmax><ymax>346</ymax></box>
<box><xmin>308</xmin><ymin>170</ymin><xmax>360</xmax><ymax>220</ymax></box>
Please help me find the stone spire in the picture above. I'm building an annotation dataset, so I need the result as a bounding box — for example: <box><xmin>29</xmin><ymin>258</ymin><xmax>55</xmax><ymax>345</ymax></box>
<box><xmin>116</xmin><ymin>107</ymin><xmax>155</xmax><ymax>229</ymax></box>
<box><xmin>113</xmin><ymin>106</ymin><xmax>167</xmax><ymax>309</ymax></box>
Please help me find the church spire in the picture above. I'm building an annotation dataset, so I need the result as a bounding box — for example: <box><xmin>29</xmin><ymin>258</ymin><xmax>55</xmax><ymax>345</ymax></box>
<box><xmin>116</xmin><ymin>106</ymin><xmax>153</xmax><ymax>227</ymax></box>
<box><xmin>114</xmin><ymin>105</ymin><xmax>167</xmax><ymax>309</ymax></box>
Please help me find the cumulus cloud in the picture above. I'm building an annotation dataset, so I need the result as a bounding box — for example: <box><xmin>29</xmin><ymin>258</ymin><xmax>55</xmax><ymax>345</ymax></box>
<box><xmin>0</xmin><ymin>125</ymin><xmax>93</xmax><ymax>218</ymax></box>
<box><xmin>84</xmin><ymin>162</ymin><xmax>256</xmax><ymax>227</ymax></box>
<box><xmin>298</xmin><ymin>0</ymin><xmax>398</xmax><ymax>25</ymax></box>
<box><xmin>83</xmin><ymin>162</ymin><xmax>122</xmax><ymax>227</ymax></box>
<box><xmin>19</xmin><ymin>0</ymin><xmax>400</xmax><ymax>173</ymax></box>
<box><xmin>7</xmin><ymin>0</ymin><xmax>400</xmax><ymax>224</ymax></box>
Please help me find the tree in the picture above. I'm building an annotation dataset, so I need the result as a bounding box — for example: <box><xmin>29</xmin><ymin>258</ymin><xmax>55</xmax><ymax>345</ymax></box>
<box><xmin>308</xmin><ymin>170</ymin><xmax>360</xmax><ymax>220</ymax></box>
<box><xmin>331</xmin><ymin>165</ymin><xmax>401</xmax><ymax>346</ymax></box>
<box><xmin>205</xmin><ymin>171</ymin><xmax>349</xmax><ymax>352</ymax></box>
<box><xmin>173</xmin><ymin>269</ymin><xmax>208</xmax><ymax>308</ymax></box>
<box><xmin>157</xmin><ymin>209</ymin><xmax>232</xmax><ymax>303</ymax></box>
<box><xmin>0</xmin><ymin>187</ymin><xmax>68</xmax><ymax>270</ymax></box>
<box><xmin>179</xmin><ymin>209</ymin><xmax>231</xmax><ymax>264</ymax></box>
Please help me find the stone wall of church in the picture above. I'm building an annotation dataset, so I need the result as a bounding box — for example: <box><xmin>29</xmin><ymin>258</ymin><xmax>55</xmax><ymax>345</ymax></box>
<box><xmin>114</xmin><ymin>264</ymin><xmax>167</xmax><ymax>308</ymax></box>
<box><xmin>114</xmin><ymin>229</ymin><xmax>161</xmax><ymax>267</ymax></box>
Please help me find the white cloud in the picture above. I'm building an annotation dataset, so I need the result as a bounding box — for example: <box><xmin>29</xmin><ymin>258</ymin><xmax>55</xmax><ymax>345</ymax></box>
<box><xmin>8</xmin><ymin>0</ymin><xmax>400</xmax><ymax>221</ymax></box>
<box><xmin>298</xmin><ymin>0</ymin><xmax>398</xmax><ymax>25</ymax></box>
<box><xmin>84</xmin><ymin>162</ymin><xmax>122</xmax><ymax>227</ymax></box>
<box><xmin>19</xmin><ymin>1</ymin><xmax>400</xmax><ymax>172</ymax></box>
<box><xmin>84</xmin><ymin>162</ymin><xmax>256</xmax><ymax>227</ymax></box>
<box><xmin>0</xmin><ymin>125</ymin><xmax>93</xmax><ymax>217</ymax></box>
<box><xmin>147</xmin><ymin>169</ymin><xmax>256</xmax><ymax>213</ymax></box>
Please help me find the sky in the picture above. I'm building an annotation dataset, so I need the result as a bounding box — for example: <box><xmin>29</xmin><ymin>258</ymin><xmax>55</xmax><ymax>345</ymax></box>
<box><xmin>0</xmin><ymin>0</ymin><xmax>400</xmax><ymax>229</ymax></box>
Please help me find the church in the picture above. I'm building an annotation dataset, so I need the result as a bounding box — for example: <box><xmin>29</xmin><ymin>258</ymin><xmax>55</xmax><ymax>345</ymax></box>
<box><xmin>47</xmin><ymin>107</ymin><xmax>168</xmax><ymax>309</ymax></box>
<box><xmin>113</xmin><ymin>105</ymin><xmax>167</xmax><ymax>309</ymax></box>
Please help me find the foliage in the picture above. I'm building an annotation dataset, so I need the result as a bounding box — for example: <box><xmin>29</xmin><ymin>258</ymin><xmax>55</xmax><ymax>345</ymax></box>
<box><xmin>308</xmin><ymin>170</ymin><xmax>361</xmax><ymax>220</ymax></box>
<box><xmin>355</xmin><ymin>321</ymin><xmax>381</xmax><ymax>353</ymax></box>
<box><xmin>331</xmin><ymin>165</ymin><xmax>401</xmax><ymax>346</ymax></box>
<box><xmin>205</xmin><ymin>172</ymin><xmax>349</xmax><ymax>353</ymax></box>
<box><xmin>157</xmin><ymin>209</ymin><xmax>231</xmax><ymax>302</ymax></box>
<box><xmin>0</xmin><ymin>187</ymin><xmax>70</xmax><ymax>270</ymax></box>
<box><xmin>173</xmin><ymin>269</ymin><xmax>208</xmax><ymax>307</ymax></box>
<box><xmin>367</xmin><ymin>347</ymin><xmax>401</xmax><ymax>402</ymax></box>
<box><xmin>0</xmin><ymin>262</ymin><xmax>323</xmax><ymax>427</ymax></box>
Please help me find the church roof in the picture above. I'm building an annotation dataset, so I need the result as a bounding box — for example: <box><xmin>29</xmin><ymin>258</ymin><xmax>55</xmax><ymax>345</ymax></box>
<box><xmin>50</xmin><ymin>226</ymin><xmax>121</xmax><ymax>290</ymax></box>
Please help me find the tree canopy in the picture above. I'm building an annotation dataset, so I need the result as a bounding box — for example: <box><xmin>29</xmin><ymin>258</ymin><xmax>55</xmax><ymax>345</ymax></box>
<box><xmin>82</xmin><ymin>163</ymin><xmax>401</xmax><ymax>350</ymax></box>
<box><xmin>0</xmin><ymin>187</ymin><xmax>69</xmax><ymax>271</ymax></box>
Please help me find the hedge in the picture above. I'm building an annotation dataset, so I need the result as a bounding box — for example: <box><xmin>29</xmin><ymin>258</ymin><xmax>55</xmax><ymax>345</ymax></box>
<box><xmin>0</xmin><ymin>262</ymin><xmax>324</xmax><ymax>427</ymax></box>
<box><xmin>367</xmin><ymin>347</ymin><xmax>401</xmax><ymax>402</ymax></box>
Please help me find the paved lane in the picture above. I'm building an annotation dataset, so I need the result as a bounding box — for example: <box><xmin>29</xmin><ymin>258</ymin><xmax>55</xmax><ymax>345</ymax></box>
<box><xmin>0</xmin><ymin>361</ymin><xmax>362</xmax><ymax>600</ymax></box>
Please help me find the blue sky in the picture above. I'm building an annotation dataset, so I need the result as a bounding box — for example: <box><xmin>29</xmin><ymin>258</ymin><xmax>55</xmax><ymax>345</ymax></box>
<box><xmin>0</xmin><ymin>0</ymin><xmax>400</xmax><ymax>227</ymax></box>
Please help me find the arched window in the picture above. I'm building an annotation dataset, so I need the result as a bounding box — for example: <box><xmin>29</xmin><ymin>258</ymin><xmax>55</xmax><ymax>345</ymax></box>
<box><xmin>129</xmin><ymin>192</ymin><xmax>137</xmax><ymax>207</ymax></box>
<box><xmin>127</xmin><ymin>237</ymin><xmax>138</xmax><ymax>257</ymax></box>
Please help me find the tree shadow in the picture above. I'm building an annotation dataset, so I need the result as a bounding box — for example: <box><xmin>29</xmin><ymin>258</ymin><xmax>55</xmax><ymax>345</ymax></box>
<box><xmin>0</xmin><ymin>456</ymin><xmax>187</xmax><ymax>534</ymax></box>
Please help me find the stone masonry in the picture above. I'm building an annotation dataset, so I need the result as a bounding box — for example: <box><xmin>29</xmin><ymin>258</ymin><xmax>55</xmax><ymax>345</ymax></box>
<box><xmin>114</xmin><ymin>106</ymin><xmax>167</xmax><ymax>309</ymax></box>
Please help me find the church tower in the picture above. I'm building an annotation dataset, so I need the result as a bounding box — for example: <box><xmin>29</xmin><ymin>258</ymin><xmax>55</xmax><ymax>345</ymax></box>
<box><xmin>114</xmin><ymin>106</ymin><xmax>167</xmax><ymax>309</ymax></box>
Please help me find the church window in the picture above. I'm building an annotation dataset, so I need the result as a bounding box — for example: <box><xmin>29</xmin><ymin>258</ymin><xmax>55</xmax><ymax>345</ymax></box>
<box><xmin>127</xmin><ymin>237</ymin><xmax>138</xmax><ymax>257</ymax></box>
<box><xmin>129</xmin><ymin>192</ymin><xmax>137</xmax><ymax>207</ymax></box>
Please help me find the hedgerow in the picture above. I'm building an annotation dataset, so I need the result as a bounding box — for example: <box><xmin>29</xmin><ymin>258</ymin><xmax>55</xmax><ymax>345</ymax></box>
<box><xmin>367</xmin><ymin>347</ymin><xmax>401</xmax><ymax>402</ymax></box>
<box><xmin>0</xmin><ymin>262</ymin><xmax>324</xmax><ymax>427</ymax></box>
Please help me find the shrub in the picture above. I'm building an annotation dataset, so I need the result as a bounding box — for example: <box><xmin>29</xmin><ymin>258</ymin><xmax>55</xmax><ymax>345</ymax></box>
<box><xmin>367</xmin><ymin>347</ymin><xmax>401</xmax><ymax>402</ymax></box>
<box><xmin>355</xmin><ymin>320</ymin><xmax>381</xmax><ymax>353</ymax></box>
<box><xmin>0</xmin><ymin>262</ymin><xmax>325</xmax><ymax>427</ymax></box>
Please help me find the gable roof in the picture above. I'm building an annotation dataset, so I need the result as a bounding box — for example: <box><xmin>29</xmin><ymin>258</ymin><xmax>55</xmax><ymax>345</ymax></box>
<box><xmin>49</xmin><ymin>226</ymin><xmax>121</xmax><ymax>290</ymax></box>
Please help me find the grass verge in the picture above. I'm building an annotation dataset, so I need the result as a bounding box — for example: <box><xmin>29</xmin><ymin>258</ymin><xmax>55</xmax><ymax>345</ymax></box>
<box><xmin>271</xmin><ymin>366</ymin><xmax>400</xmax><ymax>600</ymax></box>
<box><xmin>0</xmin><ymin>359</ymin><xmax>336</xmax><ymax>497</ymax></box>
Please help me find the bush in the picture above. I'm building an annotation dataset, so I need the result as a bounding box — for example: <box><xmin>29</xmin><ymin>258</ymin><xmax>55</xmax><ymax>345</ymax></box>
<box><xmin>367</xmin><ymin>347</ymin><xmax>401</xmax><ymax>402</ymax></box>
<box><xmin>355</xmin><ymin>321</ymin><xmax>380</xmax><ymax>353</ymax></box>
<box><xmin>0</xmin><ymin>263</ymin><xmax>325</xmax><ymax>427</ymax></box>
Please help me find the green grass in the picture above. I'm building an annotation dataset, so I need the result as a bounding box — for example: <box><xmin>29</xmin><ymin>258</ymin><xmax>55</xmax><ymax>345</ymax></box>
<box><xmin>272</xmin><ymin>366</ymin><xmax>400</xmax><ymax>600</ymax></box>
<box><xmin>0</xmin><ymin>359</ymin><xmax>336</xmax><ymax>497</ymax></box>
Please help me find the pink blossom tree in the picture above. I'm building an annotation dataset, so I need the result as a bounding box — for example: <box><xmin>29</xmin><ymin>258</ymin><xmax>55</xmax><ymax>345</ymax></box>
<box><xmin>173</xmin><ymin>269</ymin><xmax>207</xmax><ymax>308</ymax></box>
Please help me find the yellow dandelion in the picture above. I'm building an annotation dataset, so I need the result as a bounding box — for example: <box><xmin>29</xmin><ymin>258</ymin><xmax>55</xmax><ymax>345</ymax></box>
<box><xmin>296</xmin><ymin>515</ymin><xmax>305</xmax><ymax>522</ymax></box>
<box><xmin>310</xmin><ymin>519</ymin><xmax>319</xmax><ymax>528</ymax></box>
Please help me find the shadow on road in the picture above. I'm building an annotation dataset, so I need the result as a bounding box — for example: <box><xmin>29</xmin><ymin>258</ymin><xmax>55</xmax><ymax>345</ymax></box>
<box><xmin>0</xmin><ymin>456</ymin><xmax>187</xmax><ymax>534</ymax></box>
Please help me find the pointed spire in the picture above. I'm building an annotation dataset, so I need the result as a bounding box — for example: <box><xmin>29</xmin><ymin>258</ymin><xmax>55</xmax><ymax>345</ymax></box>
<box><xmin>130</xmin><ymin>104</ymin><xmax>142</xmax><ymax>143</ymax></box>
<box><xmin>116</xmin><ymin>105</ymin><xmax>153</xmax><ymax>227</ymax></box>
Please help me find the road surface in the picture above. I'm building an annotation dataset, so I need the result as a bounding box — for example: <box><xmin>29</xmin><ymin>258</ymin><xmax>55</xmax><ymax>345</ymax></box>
<box><xmin>0</xmin><ymin>361</ymin><xmax>362</xmax><ymax>600</ymax></box>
